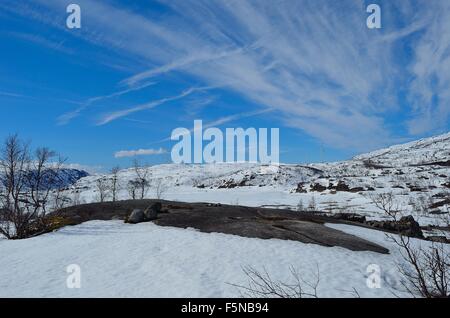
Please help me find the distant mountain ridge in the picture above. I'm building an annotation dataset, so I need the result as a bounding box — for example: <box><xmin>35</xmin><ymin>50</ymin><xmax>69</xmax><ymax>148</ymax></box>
<box><xmin>0</xmin><ymin>168</ymin><xmax>89</xmax><ymax>190</ymax></box>
<box><xmin>51</xmin><ymin>168</ymin><xmax>90</xmax><ymax>188</ymax></box>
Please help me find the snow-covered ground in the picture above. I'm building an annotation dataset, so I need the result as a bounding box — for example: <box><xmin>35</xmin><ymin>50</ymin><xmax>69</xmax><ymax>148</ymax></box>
<box><xmin>2</xmin><ymin>219</ymin><xmax>443</xmax><ymax>298</ymax></box>
<box><xmin>0</xmin><ymin>132</ymin><xmax>449</xmax><ymax>298</ymax></box>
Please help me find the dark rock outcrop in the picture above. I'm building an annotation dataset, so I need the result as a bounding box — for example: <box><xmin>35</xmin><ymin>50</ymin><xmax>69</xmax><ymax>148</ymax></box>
<box><xmin>367</xmin><ymin>215</ymin><xmax>424</xmax><ymax>239</ymax></box>
<box><xmin>333</xmin><ymin>213</ymin><xmax>366</xmax><ymax>223</ymax></box>
<box><xmin>54</xmin><ymin>199</ymin><xmax>389</xmax><ymax>254</ymax></box>
<box><xmin>310</xmin><ymin>183</ymin><xmax>327</xmax><ymax>192</ymax></box>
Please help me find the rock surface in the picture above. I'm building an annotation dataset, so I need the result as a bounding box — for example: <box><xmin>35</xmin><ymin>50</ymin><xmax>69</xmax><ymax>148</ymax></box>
<box><xmin>144</xmin><ymin>203</ymin><xmax>161</xmax><ymax>221</ymax></box>
<box><xmin>367</xmin><ymin>215</ymin><xmax>424</xmax><ymax>239</ymax></box>
<box><xmin>127</xmin><ymin>209</ymin><xmax>145</xmax><ymax>224</ymax></box>
<box><xmin>55</xmin><ymin>199</ymin><xmax>389</xmax><ymax>254</ymax></box>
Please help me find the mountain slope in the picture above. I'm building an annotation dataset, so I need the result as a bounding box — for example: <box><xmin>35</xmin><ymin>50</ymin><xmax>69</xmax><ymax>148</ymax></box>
<box><xmin>64</xmin><ymin>132</ymin><xmax>449</xmax><ymax>227</ymax></box>
<box><xmin>353</xmin><ymin>132</ymin><xmax>450</xmax><ymax>166</ymax></box>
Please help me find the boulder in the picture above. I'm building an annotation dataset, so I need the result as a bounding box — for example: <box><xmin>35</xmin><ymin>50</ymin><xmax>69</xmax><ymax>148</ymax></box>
<box><xmin>310</xmin><ymin>183</ymin><xmax>327</xmax><ymax>192</ymax></box>
<box><xmin>398</xmin><ymin>215</ymin><xmax>424</xmax><ymax>238</ymax></box>
<box><xmin>335</xmin><ymin>181</ymin><xmax>351</xmax><ymax>192</ymax></box>
<box><xmin>294</xmin><ymin>183</ymin><xmax>307</xmax><ymax>193</ymax></box>
<box><xmin>144</xmin><ymin>203</ymin><xmax>161</xmax><ymax>221</ymax></box>
<box><xmin>349</xmin><ymin>187</ymin><xmax>365</xmax><ymax>193</ymax></box>
<box><xmin>367</xmin><ymin>215</ymin><xmax>424</xmax><ymax>239</ymax></box>
<box><xmin>127</xmin><ymin>209</ymin><xmax>145</xmax><ymax>224</ymax></box>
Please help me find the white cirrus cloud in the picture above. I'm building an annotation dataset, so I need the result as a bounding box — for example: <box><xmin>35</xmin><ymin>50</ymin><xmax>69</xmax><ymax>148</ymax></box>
<box><xmin>114</xmin><ymin>148</ymin><xmax>168</xmax><ymax>158</ymax></box>
<box><xmin>6</xmin><ymin>0</ymin><xmax>450</xmax><ymax>151</ymax></box>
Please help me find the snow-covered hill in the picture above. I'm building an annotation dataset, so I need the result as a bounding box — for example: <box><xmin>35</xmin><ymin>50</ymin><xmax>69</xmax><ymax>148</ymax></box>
<box><xmin>64</xmin><ymin>132</ymin><xmax>449</xmax><ymax>227</ymax></box>
<box><xmin>354</xmin><ymin>132</ymin><xmax>450</xmax><ymax>166</ymax></box>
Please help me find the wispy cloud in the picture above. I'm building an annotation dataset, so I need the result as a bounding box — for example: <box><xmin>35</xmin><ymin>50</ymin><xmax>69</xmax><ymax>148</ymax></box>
<box><xmin>123</xmin><ymin>47</ymin><xmax>247</xmax><ymax>87</ymax></box>
<box><xmin>202</xmin><ymin>109</ymin><xmax>273</xmax><ymax>130</ymax></box>
<box><xmin>113</xmin><ymin>0</ymin><xmax>432</xmax><ymax>150</ymax></box>
<box><xmin>96</xmin><ymin>86</ymin><xmax>212</xmax><ymax>126</ymax></box>
<box><xmin>158</xmin><ymin>108</ymin><xmax>273</xmax><ymax>143</ymax></box>
<box><xmin>0</xmin><ymin>91</ymin><xmax>24</xmax><ymax>98</ymax></box>
<box><xmin>7</xmin><ymin>0</ymin><xmax>450</xmax><ymax>151</ymax></box>
<box><xmin>406</xmin><ymin>1</ymin><xmax>450</xmax><ymax>135</ymax></box>
<box><xmin>114</xmin><ymin>148</ymin><xmax>168</xmax><ymax>158</ymax></box>
<box><xmin>5</xmin><ymin>31</ymin><xmax>74</xmax><ymax>54</ymax></box>
<box><xmin>57</xmin><ymin>81</ymin><xmax>156</xmax><ymax>125</ymax></box>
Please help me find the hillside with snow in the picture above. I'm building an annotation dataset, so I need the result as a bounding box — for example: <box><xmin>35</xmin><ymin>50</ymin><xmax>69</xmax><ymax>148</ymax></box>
<box><xmin>353</xmin><ymin>132</ymin><xmax>450</xmax><ymax>166</ymax></box>
<box><xmin>61</xmin><ymin>132</ymin><xmax>449</xmax><ymax>229</ymax></box>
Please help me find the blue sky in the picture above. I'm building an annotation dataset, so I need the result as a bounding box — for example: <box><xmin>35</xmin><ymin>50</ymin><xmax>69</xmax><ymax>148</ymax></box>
<box><xmin>0</xmin><ymin>0</ymin><xmax>449</xmax><ymax>171</ymax></box>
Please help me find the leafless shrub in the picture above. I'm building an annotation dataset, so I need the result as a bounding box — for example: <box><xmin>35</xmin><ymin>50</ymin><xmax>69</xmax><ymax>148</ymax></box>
<box><xmin>133</xmin><ymin>159</ymin><xmax>150</xmax><ymax>199</ymax></box>
<box><xmin>192</xmin><ymin>178</ymin><xmax>202</xmax><ymax>187</ymax></box>
<box><xmin>70</xmin><ymin>190</ymin><xmax>83</xmax><ymax>207</ymax></box>
<box><xmin>155</xmin><ymin>178</ymin><xmax>168</xmax><ymax>200</ymax></box>
<box><xmin>50</xmin><ymin>187</ymin><xmax>70</xmax><ymax>211</ymax></box>
<box><xmin>95</xmin><ymin>177</ymin><xmax>110</xmax><ymax>203</ymax></box>
<box><xmin>0</xmin><ymin>134</ymin><xmax>66</xmax><ymax>239</ymax></box>
<box><xmin>110</xmin><ymin>166</ymin><xmax>120</xmax><ymax>202</ymax></box>
<box><xmin>368</xmin><ymin>192</ymin><xmax>401</xmax><ymax>221</ymax></box>
<box><xmin>409</xmin><ymin>194</ymin><xmax>433</xmax><ymax>217</ymax></box>
<box><xmin>230</xmin><ymin>265</ymin><xmax>319</xmax><ymax>298</ymax></box>
<box><xmin>307</xmin><ymin>196</ymin><xmax>317</xmax><ymax>212</ymax></box>
<box><xmin>127</xmin><ymin>180</ymin><xmax>139</xmax><ymax>200</ymax></box>
<box><xmin>389</xmin><ymin>234</ymin><xmax>450</xmax><ymax>298</ymax></box>
<box><xmin>296</xmin><ymin>198</ymin><xmax>304</xmax><ymax>212</ymax></box>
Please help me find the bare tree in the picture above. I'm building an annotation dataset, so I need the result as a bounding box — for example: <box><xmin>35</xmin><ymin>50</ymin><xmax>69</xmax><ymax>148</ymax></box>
<box><xmin>155</xmin><ymin>178</ymin><xmax>168</xmax><ymax>200</ymax></box>
<box><xmin>307</xmin><ymin>196</ymin><xmax>317</xmax><ymax>212</ymax></box>
<box><xmin>26</xmin><ymin>148</ymin><xmax>66</xmax><ymax>216</ymax></box>
<box><xmin>50</xmin><ymin>189</ymin><xmax>64</xmax><ymax>211</ymax></box>
<box><xmin>133</xmin><ymin>159</ymin><xmax>150</xmax><ymax>199</ymax></box>
<box><xmin>296</xmin><ymin>198</ymin><xmax>304</xmax><ymax>212</ymax></box>
<box><xmin>0</xmin><ymin>135</ymin><xmax>29</xmax><ymax>239</ymax></box>
<box><xmin>409</xmin><ymin>194</ymin><xmax>434</xmax><ymax>217</ymax></box>
<box><xmin>389</xmin><ymin>234</ymin><xmax>449</xmax><ymax>298</ymax></box>
<box><xmin>95</xmin><ymin>177</ymin><xmax>110</xmax><ymax>203</ymax></box>
<box><xmin>230</xmin><ymin>266</ymin><xmax>319</xmax><ymax>298</ymax></box>
<box><xmin>368</xmin><ymin>192</ymin><xmax>401</xmax><ymax>221</ymax></box>
<box><xmin>110</xmin><ymin>166</ymin><xmax>120</xmax><ymax>202</ymax></box>
<box><xmin>127</xmin><ymin>180</ymin><xmax>139</xmax><ymax>200</ymax></box>
<box><xmin>70</xmin><ymin>190</ymin><xmax>83</xmax><ymax>207</ymax></box>
<box><xmin>0</xmin><ymin>135</ymin><xmax>66</xmax><ymax>239</ymax></box>
<box><xmin>50</xmin><ymin>188</ymin><xmax>70</xmax><ymax>211</ymax></box>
